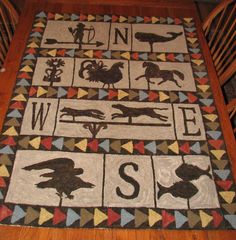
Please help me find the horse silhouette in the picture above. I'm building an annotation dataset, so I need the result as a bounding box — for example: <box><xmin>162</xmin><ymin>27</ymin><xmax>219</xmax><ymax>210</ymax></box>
<box><xmin>135</xmin><ymin>62</ymin><xmax>184</xmax><ymax>89</ymax></box>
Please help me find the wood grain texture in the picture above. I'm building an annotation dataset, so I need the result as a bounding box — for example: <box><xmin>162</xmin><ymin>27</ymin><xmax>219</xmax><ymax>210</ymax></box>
<box><xmin>0</xmin><ymin>0</ymin><xmax>235</xmax><ymax>239</ymax></box>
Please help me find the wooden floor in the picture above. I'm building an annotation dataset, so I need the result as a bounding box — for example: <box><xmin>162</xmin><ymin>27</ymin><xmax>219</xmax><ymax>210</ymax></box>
<box><xmin>0</xmin><ymin>0</ymin><xmax>236</xmax><ymax>239</ymax></box>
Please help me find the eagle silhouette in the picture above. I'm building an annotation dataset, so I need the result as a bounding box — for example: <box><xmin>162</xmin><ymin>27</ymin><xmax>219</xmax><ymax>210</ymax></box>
<box><xmin>23</xmin><ymin>158</ymin><xmax>95</xmax><ymax>206</ymax></box>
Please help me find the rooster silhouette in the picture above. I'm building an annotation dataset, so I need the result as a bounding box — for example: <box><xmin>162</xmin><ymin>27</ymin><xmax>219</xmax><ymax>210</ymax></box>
<box><xmin>23</xmin><ymin>158</ymin><xmax>95</xmax><ymax>207</ymax></box>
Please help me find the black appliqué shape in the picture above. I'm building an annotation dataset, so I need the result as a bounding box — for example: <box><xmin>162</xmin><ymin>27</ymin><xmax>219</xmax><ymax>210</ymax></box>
<box><xmin>175</xmin><ymin>163</ymin><xmax>212</xmax><ymax>181</ymax></box>
<box><xmin>157</xmin><ymin>181</ymin><xmax>198</xmax><ymax>200</ymax></box>
<box><xmin>135</xmin><ymin>31</ymin><xmax>183</xmax><ymax>52</ymax></box>
<box><xmin>44</xmin><ymin>23</ymin><xmax>104</xmax><ymax>49</ymax></box>
<box><xmin>23</xmin><ymin>158</ymin><xmax>95</xmax><ymax>207</ymax></box>
<box><xmin>60</xmin><ymin>107</ymin><xmax>105</xmax><ymax>121</ymax></box>
<box><xmin>43</xmin><ymin>58</ymin><xmax>65</xmax><ymax>86</ymax></box>
<box><xmin>79</xmin><ymin>60</ymin><xmax>124</xmax><ymax>89</ymax></box>
<box><xmin>111</xmin><ymin>103</ymin><xmax>168</xmax><ymax>124</ymax></box>
<box><xmin>135</xmin><ymin>62</ymin><xmax>184</xmax><ymax>90</ymax></box>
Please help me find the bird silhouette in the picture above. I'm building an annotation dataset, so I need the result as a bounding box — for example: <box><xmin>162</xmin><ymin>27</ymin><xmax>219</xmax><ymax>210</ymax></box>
<box><xmin>135</xmin><ymin>31</ymin><xmax>183</xmax><ymax>52</ymax></box>
<box><xmin>23</xmin><ymin>158</ymin><xmax>95</xmax><ymax>207</ymax></box>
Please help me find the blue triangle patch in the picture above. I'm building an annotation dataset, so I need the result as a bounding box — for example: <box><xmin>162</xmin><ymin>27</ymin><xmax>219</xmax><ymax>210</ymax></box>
<box><xmin>99</xmin><ymin>139</ymin><xmax>110</xmax><ymax>152</ymax></box>
<box><xmin>121</xmin><ymin>209</ymin><xmax>134</xmax><ymax>227</ymax></box>
<box><xmin>11</xmin><ymin>205</ymin><xmax>26</xmax><ymax>223</ymax></box>
<box><xmin>0</xmin><ymin>191</ymin><xmax>3</xmax><ymax>200</ymax></box>
<box><xmin>17</xmin><ymin>79</ymin><xmax>30</xmax><ymax>86</ymax></box>
<box><xmin>189</xmin><ymin>48</ymin><xmax>200</xmax><ymax>53</ymax></box>
<box><xmin>66</xmin><ymin>208</ymin><xmax>80</xmax><ymax>226</ymax></box>
<box><xmin>71</xmin><ymin>14</ymin><xmax>79</xmax><ymax>21</ymax></box>
<box><xmin>194</xmin><ymin>72</ymin><xmax>207</xmax><ymax>78</ymax></box>
<box><xmin>206</xmin><ymin>131</ymin><xmax>221</xmax><ymax>140</ymax></box>
<box><xmin>214</xmin><ymin>170</ymin><xmax>230</xmax><ymax>180</ymax></box>
<box><xmin>185</xmin><ymin>27</ymin><xmax>196</xmax><ymax>32</ymax></box>
<box><xmin>225</xmin><ymin>215</ymin><xmax>236</xmax><ymax>229</ymax></box>
<box><xmin>98</xmin><ymin>89</ymin><xmax>108</xmax><ymax>99</ymax></box>
<box><xmin>66</xmin><ymin>49</ymin><xmax>75</xmax><ymax>57</ymax></box>
<box><xmin>179</xmin><ymin>92</ymin><xmax>188</xmax><ymax>102</ymax></box>
<box><xmin>30</xmin><ymin>32</ymin><xmax>42</xmax><ymax>37</ymax></box>
<box><xmin>175</xmin><ymin>211</ymin><xmax>188</xmax><ymax>228</ymax></box>
<box><xmin>139</xmin><ymin>90</ymin><xmax>148</xmax><ymax>101</ymax></box>
<box><xmin>104</xmin><ymin>15</ymin><xmax>111</xmax><ymax>22</ymax></box>
<box><xmin>136</xmin><ymin>16</ymin><xmax>144</xmax><ymax>23</ymax></box>
<box><xmin>7</xmin><ymin>110</ymin><xmax>22</xmax><ymax>118</ymax></box>
<box><xmin>199</xmin><ymin>99</ymin><xmax>214</xmax><ymax>106</ymax></box>
<box><xmin>0</xmin><ymin>146</ymin><xmax>14</xmax><ymax>154</ymax></box>
<box><xmin>36</xmin><ymin>12</ymin><xmax>47</xmax><ymax>18</ymax></box>
<box><xmin>190</xmin><ymin>142</ymin><xmax>201</xmax><ymax>154</ymax></box>
<box><xmin>139</xmin><ymin>53</ymin><xmax>148</xmax><ymax>60</ymax></box>
<box><xmin>144</xmin><ymin>141</ymin><xmax>157</xmax><ymax>154</ymax></box>
<box><xmin>23</xmin><ymin>54</ymin><xmax>36</xmax><ymax>60</ymax></box>
<box><xmin>167</xmin><ymin>17</ymin><xmax>174</xmax><ymax>24</ymax></box>
<box><xmin>58</xmin><ymin>87</ymin><xmax>67</xmax><ymax>98</ymax></box>
<box><xmin>52</xmin><ymin>138</ymin><xmax>64</xmax><ymax>150</ymax></box>
<box><xmin>103</xmin><ymin>51</ymin><xmax>111</xmax><ymax>58</ymax></box>
<box><xmin>175</xmin><ymin>54</ymin><xmax>184</xmax><ymax>62</ymax></box>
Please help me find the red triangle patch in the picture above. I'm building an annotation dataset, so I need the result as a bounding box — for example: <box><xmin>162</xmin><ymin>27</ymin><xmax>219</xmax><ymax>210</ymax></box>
<box><xmin>134</xmin><ymin>141</ymin><xmax>145</xmax><ymax>154</ymax></box>
<box><xmin>162</xmin><ymin>210</ymin><xmax>175</xmax><ymax>228</ymax></box>
<box><xmin>107</xmin><ymin>208</ymin><xmax>120</xmax><ymax>226</ymax></box>
<box><xmin>0</xmin><ymin>205</ymin><xmax>13</xmax><ymax>221</ymax></box>
<box><xmin>94</xmin><ymin>51</ymin><xmax>103</xmax><ymax>58</ymax></box>
<box><xmin>67</xmin><ymin>87</ymin><xmax>77</xmax><ymax>98</ymax></box>
<box><xmin>108</xmin><ymin>90</ymin><xmax>118</xmax><ymax>100</ymax></box>
<box><xmin>47</xmin><ymin>12</ymin><xmax>55</xmax><ymax>19</ymax></box>
<box><xmin>53</xmin><ymin>208</ymin><xmax>66</xmax><ymax>225</ymax></box>
<box><xmin>10</xmin><ymin>101</ymin><xmax>24</xmax><ymax>110</ymax></box>
<box><xmin>149</xmin><ymin>91</ymin><xmax>158</xmax><ymax>101</ymax></box>
<box><xmin>201</xmin><ymin>106</ymin><xmax>215</xmax><ymax>113</ymax></box>
<box><xmin>174</xmin><ymin>18</ymin><xmax>182</xmax><ymax>25</ymax></box>
<box><xmin>18</xmin><ymin>72</ymin><xmax>31</xmax><ymax>79</ymax></box>
<box><xmin>41</xmin><ymin>137</ymin><xmax>53</xmax><ymax>150</ymax></box>
<box><xmin>216</xmin><ymin>180</ymin><xmax>233</xmax><ymax>191</ymax></box>
<box><xmin>211</xmin><ymin>210</ymin><xmax>223</xmax><ymax>228</ymax></box>
<box><xmin>0</xmin><ymin>177</ymin><xmax>6</xmax><ymax>187</ymax></box>
<box><xmin>112</xmin><ymin>15</ymin><xmax>119</xmax><ymax>22</ymax></box>
<box><xmin>186</xmin><ymin>32</ymin><xmax>196</xmax><ymax>38</ymax></box>
<box><xmin>29</xmin><ymin>87</ymin><xmax>37</xmax><ymax>97</ymax></box>
<box><xmin>166</xmin><ymin>54</ymin><xmax>175</xmax><ymax>61</ymax></box>
<box><xmin>180</xmin><ymin>142</ymin><xmax>190</xmax><ymax>154</ymax></box>
<box><xmin>208</xmin><ymin>140</ymin><xmax>223</xmax><ymax>149</ymax></box>
<box><xmin>80</xmin><ymin>14</ymin><xmax>87</xmax><ymax>21</ymax></box>
<box><xmin>144</xmin><ymin>16</ymin><xmax>151</xmax><ymax>23</ymax></box>
<box><xmin>0</xmin><ymin>136</ymin><xmax>16</xmax><ymax>146</ymax></box>
<box><xmin>132</xmin><ymin>52</ymin><xmax>139</xmax><ymax>60</ymax></box>
<box><xmin>26</xmin><ymin>48</ymin><xmax>36</xmax><ymax>54</ymax></box>
<box><xmin>188</xmin><ymin>93</ymin><xmax>198</xmax><ymax>103</ymax></box>
<box><xmin>32</xmin><ymin>27</ymin><xmax>43</xmax><ymax>33</ymax></box>
<box><xmin>88</xmin><ymin>139</ymin><xmax>99</xmax><ymax>152</ymax></box>
<box><xmin>57</xmin><ymin>49</ymin><xmax>66</xmax><ymax>57</ymax></box>
<box><xmin>191</xmin><ymin>54</ymin><xmax>202</xmax><ymax>59</ymax></box>
<box><xmin>195</xmin><ymin>78</ymin><xmax>208</xmax><ymax>85</ymax></box>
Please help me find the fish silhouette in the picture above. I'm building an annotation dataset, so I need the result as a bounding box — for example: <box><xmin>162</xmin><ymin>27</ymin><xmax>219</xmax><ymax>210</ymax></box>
<box><xmin>23</xmin><ymin>158</ymin><xmax>95</xmax><ymax>206</ymax></box>
<box><xmin>157</xmin><ymin>181</ymin><xmax>198</xmax><ymax>199</ymax></box>
<box><xmin>175</xmin><ymin>163</ymin><xmax>212</xmax><ymax>181</ymax></box>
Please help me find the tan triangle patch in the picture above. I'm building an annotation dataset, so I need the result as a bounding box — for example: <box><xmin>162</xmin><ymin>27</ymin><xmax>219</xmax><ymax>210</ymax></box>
<box><xmin>210</xmin><ymin>150</ymin><xmax>225</xmax><ymax>160</ymax></box>
<box><xmin>38</xmin><ymin>208</ymin><xmax>53</xmax><ymax>225</ymax></box>
<box><xmin>3</xmin><ymin>127</ymin><xmax>18</xmax><ymax>136</ymax></box>
<box><xmin>135</xmin><ymin>209</ymin><xmax>148</xmax><ymax>227</ymax></box>
<box><xmin>29</xmin><ymin>137</ymin><xmax>41</xmax><ymax>149</ymax></box>
<box><xmin>94</xmin><ymin>208</ymin><xmax>107</xmax><ymax>226</ymax></box>
<box><xmin>121</xmin><ymin>141</ymin><xmax>133</xmax><ymax>153</ymax></box>
<box><xmin>148</xmin><ymin>209</ymin><xmax>162</xmax><ymax>227</ymax></box>
<box><xmin>199</xmin><ymin>210</ymin><xmax>213</xmax><ymax>228</ymax></box>
<box><xmin>168</xmin><ymin>141</ymin><xmax>179</xmax><ymax>154</ymax></box>
<box><xmin>0</xmin><ymin>165</ymin><xmax>10</xmax><ymax>177</ymax></box>
<box><xmin>75</xmin><ymin>139</ymin><xmax>87</xmax><ymax>152</ymax></box>
<box><xmin>219</xmin><ymin>191</ymin><xmax>235</xmax><ymax>204</ymax></box>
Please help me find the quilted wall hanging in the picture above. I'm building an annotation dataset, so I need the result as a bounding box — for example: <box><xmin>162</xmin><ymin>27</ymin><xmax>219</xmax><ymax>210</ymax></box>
<box><xmin>0</xmin><ymin>11</ymin><xmax>236</xmax><ymax>230</ymax></box>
